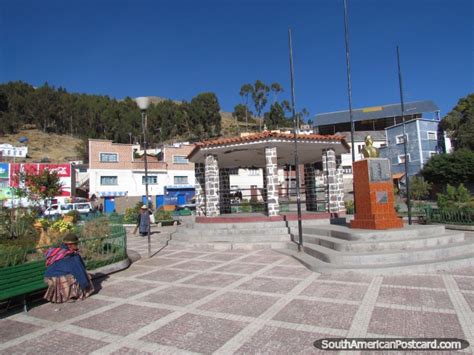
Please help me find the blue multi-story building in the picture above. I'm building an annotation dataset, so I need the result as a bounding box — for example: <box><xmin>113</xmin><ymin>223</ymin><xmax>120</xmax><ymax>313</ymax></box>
<box><xmin>380</xmin><ymin>118</ymin><xmax>446</xmax><ymax>177</ymax></box>
<box><xmin>314</xmin><ymin>100</ymin><xmax>449</xmax><ymax>191</ymax></box>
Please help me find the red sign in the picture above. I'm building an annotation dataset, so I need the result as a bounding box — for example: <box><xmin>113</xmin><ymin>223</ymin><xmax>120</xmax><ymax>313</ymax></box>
<box><xmin>9</xmin><ymin>163</ymin><xmax>72</xmax><ymax>196</ymax></box>
<box><xmin>38</xmin><ymin>164</ymin><xmax>71</xmax><ymax>177</ymax></box>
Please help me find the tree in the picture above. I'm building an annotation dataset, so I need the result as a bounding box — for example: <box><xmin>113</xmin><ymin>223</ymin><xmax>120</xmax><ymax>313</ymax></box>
<box><xmin>264</xmin><ymin>102</ymin><xmax>288</xmax><ymax>130</ymax></box>
<box><xmin>270</xmin><ymin>82</ymin><xmax>283</xmax><ymax>104</ymax></box>
<box><xmin>233</xmin><ymin>104</ymin><xmax>253</xmax><ymax>123</ymax></box>
<box><xmin>239</xmin><ymin>84</ymin><xmax>253</xmax><ymax>130</ymax></box>
<box><xmin>251</xmin><ymin>80</ymin><xmax>270</xmax><ymax>131</ymax></box>
<box><xmin>409</xmin><ymin>176</ymin><xmax>432</xmax><ymax>201</ymax></box>
<box><xmin>440</xmin><ymin>93</ymin><xmax>474</xmax><ymax>151</ymax></box>
<box><xmin>188</xmin><ymin>93</ymin><xmax>221</xmax><ymax>139</ymax></box>
<box><xmin>421</xmin><ymin>149</ymin><xmax>474</xmax><ymax>186</ymax></box>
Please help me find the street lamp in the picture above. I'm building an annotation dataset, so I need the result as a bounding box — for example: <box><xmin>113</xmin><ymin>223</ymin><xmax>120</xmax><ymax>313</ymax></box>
<box><xmin>288</xmin><ymin>28</ymin><xmax>303</xmax><ymax>251</ymax></box>
<box><xmin>396</xmin><ymin>46</ymin><xmax>412</xmax><ymax>225</ymax></box>
<box><xmin>135</xmin><ymin>96</ymin><xmax>152</xmax><ymax>257</ymax></box>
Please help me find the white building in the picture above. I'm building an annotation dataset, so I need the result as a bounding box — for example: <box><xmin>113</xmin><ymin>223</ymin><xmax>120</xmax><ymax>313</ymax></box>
<box><xmin>0</xmin><ymin>144</ymin><xmax>28</xmax><ymax>158</ymax></box>
<box><xmin>88</xmin><ymin>139</ymin><xmax>195</xmax><ymax>213</ymax></box>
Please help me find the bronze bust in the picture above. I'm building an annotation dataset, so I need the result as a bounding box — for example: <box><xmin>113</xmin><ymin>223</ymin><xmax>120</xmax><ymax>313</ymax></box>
<box><xmin>361</xmin><ymin>135</ymin><xmax>380</xmax><ymax>158</ymax></box>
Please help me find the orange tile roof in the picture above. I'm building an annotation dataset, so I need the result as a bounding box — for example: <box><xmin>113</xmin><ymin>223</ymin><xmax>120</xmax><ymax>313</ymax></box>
<box><xmin>188</xmin><ymin>131</ymin><xmax>349</xmax><ymax>159</ymax></box>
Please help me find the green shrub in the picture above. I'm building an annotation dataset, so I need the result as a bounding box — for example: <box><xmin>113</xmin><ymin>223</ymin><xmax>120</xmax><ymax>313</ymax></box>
<box><xmin>123</xmin><ymin>201</ymin><xmax>142</xmax><ymax>223</ymax></box>
<box><xmin>65</xmin><ymin>210</ymin><xmax>81</xmax><ymax>223</ymax></box>
<box><xmin>240</xmin><ymin>200</ymin><xmax>252</xmax><ymax>213</ymax></box>
<box><xmin>437</xmin><ymin>183</ymin><xmax>471</xmax><ymax>209</ymax></box>
<box><xmin>155</xmin><ymin>209</ymin><xmax>173</xmax><ymax>221</ymax></box>
<box><xmin>344</xmin><ymin>200</ymin><xmax>354</xmax><ymax>214</ymax></box>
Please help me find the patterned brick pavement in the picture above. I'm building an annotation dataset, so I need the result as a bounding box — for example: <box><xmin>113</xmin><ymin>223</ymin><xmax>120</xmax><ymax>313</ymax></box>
<box><xmin>1</xmin><ymin>230</ymin><xmax>473</xmax><ymax>354</ymax></box>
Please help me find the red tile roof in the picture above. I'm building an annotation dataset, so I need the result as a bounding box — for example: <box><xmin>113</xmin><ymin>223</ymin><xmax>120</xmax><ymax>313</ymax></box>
<box><xmin>188</xmin><ymin>131</ymin><xmax>349</xmax><ymax>159</ymax></box>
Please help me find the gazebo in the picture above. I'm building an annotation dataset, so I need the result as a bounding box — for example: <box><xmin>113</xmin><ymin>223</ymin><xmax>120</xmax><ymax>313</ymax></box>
<box><xmin>187</xmin><ymin>131</ymin><xmax>350</xmax><ymax>219</ymax></box>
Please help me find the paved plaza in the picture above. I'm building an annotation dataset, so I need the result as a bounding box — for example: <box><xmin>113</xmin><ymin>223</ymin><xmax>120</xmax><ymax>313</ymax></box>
<box><xmin>1</xmin><ymin>228</ymin><xmax>473</xmax><ymax>354</ymax></box>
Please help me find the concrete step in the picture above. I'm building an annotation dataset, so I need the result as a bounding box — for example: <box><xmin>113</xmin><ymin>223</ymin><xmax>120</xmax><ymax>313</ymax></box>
<box><xmin>301</xmin><ymin>224</ymin><xmax>445</xmax><ymax>242</ymax></box>
<box><xmin>302</xmin><ymin>239</ymin><xmax>474</xmax><ymax>265</ymax></box>
<box><xmin>168</xmin><ymin>240</ymin><xmax>291</xmax><ymax>251</ymax></box>
<box><xmin>302</xmin><ymin>230</ymin><xmax>466</xmax><ymax>252</ymax></box>
<box><xmin>171</xmin><ymin>233</ymin><xmax>291</xmax><ymax>243</ymax></box>
<box><xmin>185</xmin><ymin>221</ymin><xmax>289</xmax><ymax>230</ymax></box>
<box><xmin>175</xmin><ymin>227</ymin><xmax>289</xmax><ymax>237</ymax></box>
<box><xmin>276</xmin><ymin>248</ymin><xmax>474</xmax><ymax>275</ymax></box>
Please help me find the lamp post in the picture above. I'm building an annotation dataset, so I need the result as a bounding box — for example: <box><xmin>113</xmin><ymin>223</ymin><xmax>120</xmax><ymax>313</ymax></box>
<box><xmin>288</xmin><ymin>27</ymin><xmax>303</xmax><ymax>251</ymax></box>
<box><xmin>135</xmin><ymin>97</ymin><xmax>152</xmax><ymax>257</ymax></box>
<box><xmin>396</xmin><ymin>46</ymin><xmax>412</xmax><ymax>225</ymax></box>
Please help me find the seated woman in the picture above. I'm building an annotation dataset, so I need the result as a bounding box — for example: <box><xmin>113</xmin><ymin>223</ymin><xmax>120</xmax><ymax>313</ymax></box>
<box><xmin>44</xmin><ymin>233</ymin><xmax>94</xmax><ymax>303</ymax></box>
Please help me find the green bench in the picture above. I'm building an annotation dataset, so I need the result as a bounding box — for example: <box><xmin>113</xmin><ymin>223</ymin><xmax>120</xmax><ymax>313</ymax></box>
<box><xmin>0</xmin><ymin>260</ymin><xmax>47</xmax><ymax>312</ymax></box>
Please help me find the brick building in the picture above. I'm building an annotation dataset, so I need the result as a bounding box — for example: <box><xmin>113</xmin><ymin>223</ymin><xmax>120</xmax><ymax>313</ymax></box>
<box><xmin>88</xmin><ymin>139</ymin><xmax>195</xmax><ymax>213</ymax></box>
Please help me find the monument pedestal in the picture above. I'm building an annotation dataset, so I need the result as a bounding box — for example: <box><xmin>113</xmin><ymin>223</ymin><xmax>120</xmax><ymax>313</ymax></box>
<box><xmin>351</xmin><ymin>158</ymin><xmax>403</xmax><ymax>230</ymax></box>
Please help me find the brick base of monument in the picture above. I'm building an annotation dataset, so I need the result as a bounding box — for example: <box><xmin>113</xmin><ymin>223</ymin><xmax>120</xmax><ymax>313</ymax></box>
<box><xmin>350</xmin><ymin>159</ymin><xmax>403</xmax><ymax>230</ymax></box>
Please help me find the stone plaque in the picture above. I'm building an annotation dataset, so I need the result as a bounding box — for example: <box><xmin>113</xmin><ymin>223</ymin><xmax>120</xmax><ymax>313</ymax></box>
<box><xmin>376</xmin><ymin>191</ymin><xmax>388</xmax><ymax>204</ymax></box>
<box><xmin>368</xmin><ymin>159</ymin><xmax>391</xmax><ymax>182</ymax></box>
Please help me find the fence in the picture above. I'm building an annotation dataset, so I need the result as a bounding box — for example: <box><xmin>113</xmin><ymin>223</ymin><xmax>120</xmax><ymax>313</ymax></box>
<box><xmin>0</xmin><ymin>223</ymin><xmax>127</xmax><ymax>269</ymax></box>
<box><xmin>224</xmin><ymin>186</ymin><xmax>328</xmax><ymax>214</ymax></box>
<box><xmin>424</xmin><ymin>207</ymin><xmax>474</xmax><ymax>225</ymax></box>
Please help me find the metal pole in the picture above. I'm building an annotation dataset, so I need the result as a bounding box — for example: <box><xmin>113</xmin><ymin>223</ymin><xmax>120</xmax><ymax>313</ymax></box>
<box><xmin>343</xmin><ymin>0</ymin><xmax>356</xmax><ymax>210</ymax></box>
<box><xmin>396</xmin><ymin>45</ymin><xmax>412</xmax><ymax>225</ymax></box>
<box><xmin>288</xmin><ymin>27</ymin><xmax>303</xmax><ymax>251</ymax></box>
<box><xmin>141</xmin><ymin>110</ymin><xmax>152</xmax><ymax>256</ymax></box>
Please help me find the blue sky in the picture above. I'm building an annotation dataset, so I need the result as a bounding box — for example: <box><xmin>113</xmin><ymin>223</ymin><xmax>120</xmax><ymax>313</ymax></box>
<box><xmin>1</xmin><ymin>0</ymin><xmax>472</xmax><ymax>120</ymax></box>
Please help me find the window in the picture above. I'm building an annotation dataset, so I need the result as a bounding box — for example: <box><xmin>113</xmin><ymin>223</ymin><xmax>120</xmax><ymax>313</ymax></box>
<box><xmin>427</xmin><ymin>131</ymin><xmax>437</xmax><ymax>140</ymax></box>
<box><xmin>174</xmin><ymin>176</ymin><xmax>188</xmax><ymax>184</ymax></box>
<box><xmin>395</xmin><ymin>135</ymin><xmax>406</xmax><ymax>144</ymax></box>
<box><xmin>248</xmin><ymin>169</ymin><xmax>260</xmax><ymax>176</ymax></box>
<box><xmin>142</xmin><ymin>176</ymin><xmax>158</xmax><ymax>185</ymax></box>
<box><xmin>100</xmin><ymin>153</ymin><xmax>118</xmax><ymax>162</ymax></box>
<box><xmin>342</xmin><ymin>166</ymin><xmax>352</xmax><ymax>174</ymax></box>
<box><xmin>173</xmin><ymin>155</ymin><xmax>189</xmax><ymax>164</ymax></box>
<box><xmin>228</xmin><ymin>168</ymin><xmax>239</xmax><ymax>175</ymax></box>
<box><xmin>100</xmin><ymin>176</ymin><xmax>118</xmax><ymax>185</ymax></box>
<box><xmin>398</xmin><ymin>154</ymin><xmax>411</xmax><ymax>164</ymax></box>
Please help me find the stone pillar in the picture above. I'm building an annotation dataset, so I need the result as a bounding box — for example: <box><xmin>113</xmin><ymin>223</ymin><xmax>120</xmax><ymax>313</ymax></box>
<box><xmin>264</xmin><ymin>147</ymin><xmax>279</xmax><ymax>216</ymax></box>
<box><xmin>194</xmin><ymin>163</ymin><xmax>205</xmax><ymax>216</ymax></box>
<box><xmin>205</xmin><ymin>154</ymin><xmax>220</xmax><ymax>217</ymax></box>
<box><xmin>323</xmin><ymin>149</ymin><xmax>345</xmax><ymax>214</ymax></box>
<box><xmin>304</xmin><ymin>163</ymin><xmax>317</xmax><ymax>211</ymax></box>
<box><xmin>336</xmin><ymin>164</ymin><xmax>345</xmax><ymax>212</ymax></box>
<box><xmin>219</xmin><ymin>168</ymin><xmax>231</xmax><ymax>214</ymax></box>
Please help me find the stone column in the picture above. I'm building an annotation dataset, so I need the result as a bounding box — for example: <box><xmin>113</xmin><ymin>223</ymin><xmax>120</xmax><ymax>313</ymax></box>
<box><xmin>219</xmin><ymin>168</ymin><xmax>231</xmax><ymax>214</ymax></box>
<box><xmin>304</xmin><ymin>163</ymin><xmax>317</xmax><ymax>211</ymax></box>
<box><xmin>336</xmin><ymin>164</ymin><xmax>345</xmax><ymax>213</ymax></box>
<box><xmin>205</xmin><ymin>154</ymin><xmax>220</xmax><ymax>216</ymax></box>
<box><xmin>264</xmin><ymin>147</ymin><xmax>279</xmax><ymax>216</ymax></box>
<box><xmin>323</xmin><ymin>149</ymin><xmax>345</xmax><ymax>214</ymax></box>
<box><xmin>194</xmin><ymin>163</ymin><xmax>205</xmax><ymax>216</ymax></box>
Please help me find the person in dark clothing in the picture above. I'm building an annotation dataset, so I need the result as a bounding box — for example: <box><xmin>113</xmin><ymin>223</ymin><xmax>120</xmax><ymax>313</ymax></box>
<box><xmin>136</xmin><ymin>205</ymin><xmax>151</xmax><ymax>237</ymax></box>
<box><xmin>43</xmin><ymin>233</ymin><xmax>94</xmax><ymax>303</ymax></box>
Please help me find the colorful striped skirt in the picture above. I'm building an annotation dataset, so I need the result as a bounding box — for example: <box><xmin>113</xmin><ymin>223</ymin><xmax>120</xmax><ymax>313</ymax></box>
<box><xmin>44</xmin><ymin>274</ymin><xmax>95</xmax><ymax>303</ymax></box>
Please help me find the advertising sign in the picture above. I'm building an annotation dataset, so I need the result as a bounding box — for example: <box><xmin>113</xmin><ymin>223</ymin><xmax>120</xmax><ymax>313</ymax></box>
<box><xmin>38</xmin><ymin>164</ymin><xmax>71</xmax><ymax>177</ymax></box>
<box><xmin>8</xmin><ymin>163</ymin><xmax>72</xmax><ymax>196</ymax></box>
<box><xmin>0</xmin><ymin>163</ymin><xmax>8</xmax><ymax>179</ymax></box>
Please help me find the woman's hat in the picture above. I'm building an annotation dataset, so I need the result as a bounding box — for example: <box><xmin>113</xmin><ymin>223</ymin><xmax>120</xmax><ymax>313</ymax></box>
<box><xmin>63</xmin><ymin>233</ymin><xmax>79</xmax><ymax>244</ymax></box>
<box><xmin>141</xmin><ymin>205</ymin><xmax>148</xmax><ymax>209</ymax></box>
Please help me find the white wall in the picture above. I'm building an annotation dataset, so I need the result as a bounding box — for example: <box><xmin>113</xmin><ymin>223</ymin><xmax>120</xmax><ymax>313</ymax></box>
<box><xmin>89</xmin><ymin>168</ymin><xmax>196</xmax><ymax>197</ymax></box>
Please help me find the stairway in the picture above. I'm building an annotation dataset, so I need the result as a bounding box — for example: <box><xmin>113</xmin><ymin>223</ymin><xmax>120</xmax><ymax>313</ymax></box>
<box><xmin>168</xmin><ymin>218</ymin><xmax>329</xmax><ymax>250</ymax></box>
<box><xmin>282</xmin><ymin>224</ymin><xmax>474</xmax><ymax>274</ymax></box>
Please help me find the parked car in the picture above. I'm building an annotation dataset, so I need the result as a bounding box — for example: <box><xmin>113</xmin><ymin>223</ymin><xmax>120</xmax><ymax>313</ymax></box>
<box><xmin>43</xmin><ymin>202</ymin><xmax>93</xmax><ymax>217</ymax></box>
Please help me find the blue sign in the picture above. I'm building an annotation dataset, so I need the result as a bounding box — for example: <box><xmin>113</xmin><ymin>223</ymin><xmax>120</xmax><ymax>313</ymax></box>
<box><xmin>0</xmin><ymin>163</ymin><xmax>8</xmax><ymax>179</ymax></box>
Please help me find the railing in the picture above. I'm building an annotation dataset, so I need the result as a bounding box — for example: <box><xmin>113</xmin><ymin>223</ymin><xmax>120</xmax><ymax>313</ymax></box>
<box><xmin>223</xmin><ymin>186</ymin><xmax>328</xmax><ymax>214</ymax></box>
<box><xmin>424</xmin><ymin>207</ymin><xmax>474</xmax><ymax>225</ymax></box>
<box><xmin>0</xmin><ymin>224</ymin><xmax>128</xmax><ymax>269</ymax></box>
